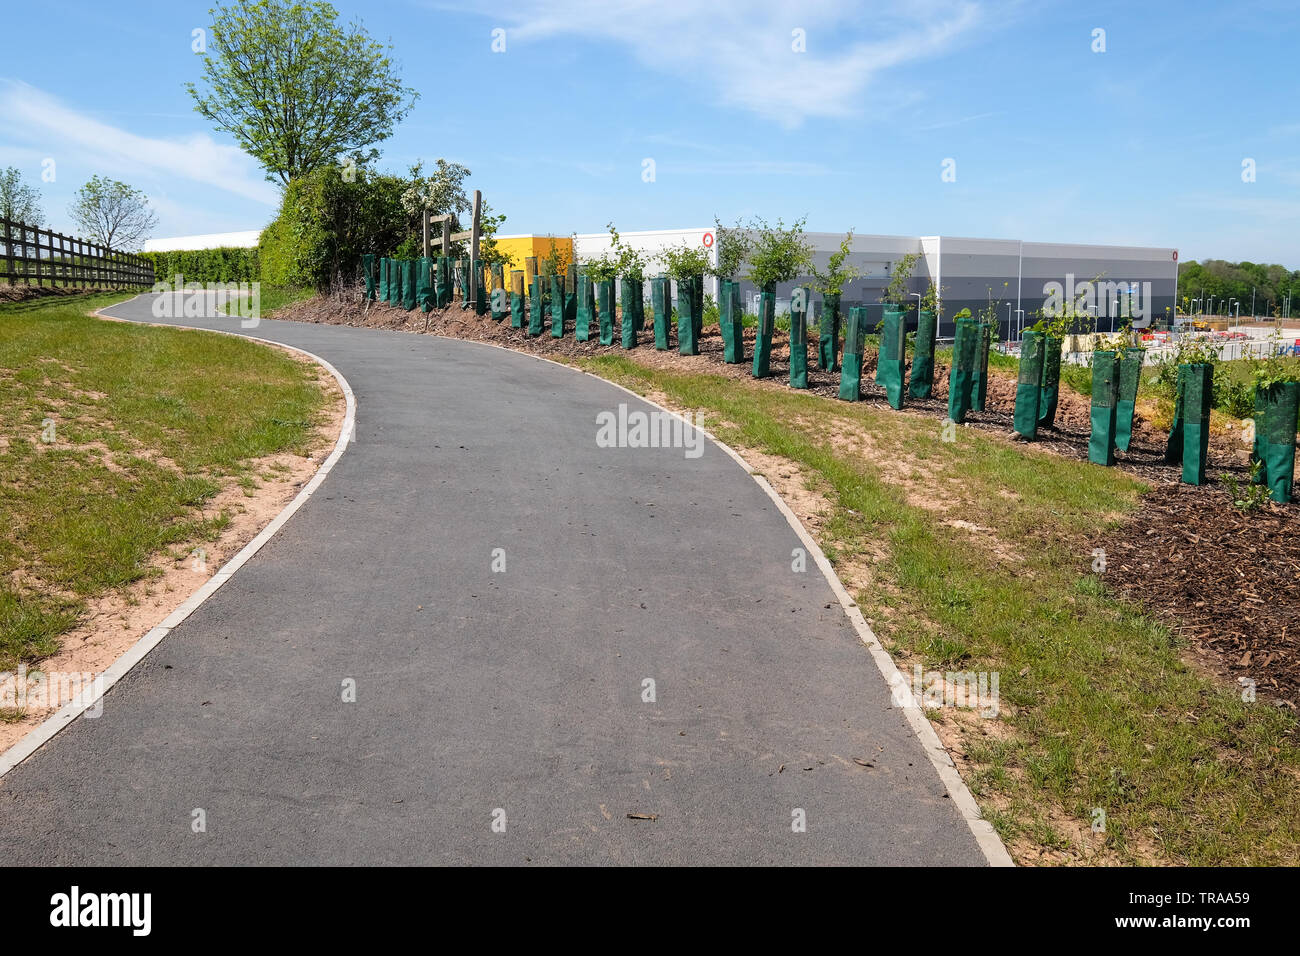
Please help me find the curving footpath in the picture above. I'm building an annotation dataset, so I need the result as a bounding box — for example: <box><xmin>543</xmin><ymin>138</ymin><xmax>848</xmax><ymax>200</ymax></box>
<box><xmin>0</xmin><ymin>293</ymin><xmax>1001</xmax><ymax>865</ymax></box>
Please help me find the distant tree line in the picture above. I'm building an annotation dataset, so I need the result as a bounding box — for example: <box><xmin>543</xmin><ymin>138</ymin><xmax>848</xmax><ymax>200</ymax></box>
<box><xmin>1179</xmin><ymin>259</ymin><xmax>1300</xmax><ymax>316</ymax></box>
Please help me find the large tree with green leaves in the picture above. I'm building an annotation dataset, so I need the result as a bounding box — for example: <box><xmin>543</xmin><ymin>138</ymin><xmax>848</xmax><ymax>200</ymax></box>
<box><xmin>0</xmin><ymin>166</ymin><xmax>44</xmax><ymax>225</ymax></box>
<box><xmin>68</xmin><ymin>176</ymin><xmax>158</xmax><ymax>250</ymax></box>
<box><xmin>187</xmin><ymin>0</ymin><xmax>419</xmax><ymax>184</ymax></box>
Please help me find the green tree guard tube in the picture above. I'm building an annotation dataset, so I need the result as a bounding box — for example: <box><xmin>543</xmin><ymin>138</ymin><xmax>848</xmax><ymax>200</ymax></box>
<box><xmin>631</xmin><ymin>279</ymin><xmax>645</xmax><ymax>332</ymax></box>
<box><xmin>473</xmin><ymin>261</ymin><xmax>487</xmax><ymax>316</ymax></box>
<box><xmin>1181</xmin><ymin>363</ymin><xmax>1212</xmax><ymax>485</ymax></box>
<box><xmin>752</xmin><ymin>288</ymin><xmax>775</xmax><ymax>378</ymax></box>
<box><xmin>677</xmin><ymin>277</ymin><xmax>698</xmax><ymax>355</ymax></box>
<box><xmin>418</xmin><ymin>256</ymin><xmax>434</xmax><ymax>312</ymax></box>
<box><xmin>1038</xmin><ymin>334</ymin><xmax>1063</xmax><ymax>428</ymax></box>
<box><xmin>1251</xmin><ymin>386</ymin><xmax>1267</xmax><ymax>484</ymax></box>
<box><xmin>363</xmin><ymin>254</ymin><xmax>376</xmax><ymax>300</ymax></box>
<box><xmin>576</xmin><ymin>275</ymin><xmax>593</xmax><ymax>341</ymax></box>
<box><xmin>620</xmin><ymin>277</ymin><xmax>637</xmax><ymax>348</ymax></box>
<box><xmin>1013</xmin><ymin>330</ymin><xmax>1045</xmax><ymax>439</ymax></box>
<box><xmin>378</xmin><ymin>258</ymin><xmax>388</xmax><ymax>301</ymax></box>
<box><xmin>1088</xmin><ymin>350</ymin><xmax>1119</xmax><ymax>466</ymax></box>
<box><xmin>528</xmin><ymin>276</ymin><xmax>544</xmax><ymax>336</ymax></box>
<box><xmin>459</xmin><ymin>259</ymin><xmax>471</xmax><ymax>310</ymax></box>
<box><xmin>691</xmin><ymin>274</ymin><xmax>704</xmax><ymax>342</ymax></box>
<box><xmin>725</xmin><ymin>279</ymin><xmax>745</xmax><ymax>364</ymax></box>
<box><xmin>1165</xmin><ymin>364</ymin><xmax>1189</xmax><ymax>464</ymax></box>
<box><xmin>789</xmin><ymin>294</ymin><xmax>808</xmax><ymax>389</ymax></box>
<box><xmin>597</xmin><ymin>280</ymin><xmax>615</xmax><ymax>345</ymax></box>
<box><xmin>403</xmin><ymin>260</ymin><xmax>417</xmax><ymax>310</ymax></box>
<box><xmin>877</xmin><ymin>306</ymin><xmax>906</xmax><ymax>409</ymax></box>
<box><xmin>947</xmin><ymin>319</ymin><xmax>979</xmax><ymax>423</ymax></box>
<box><xmin>438</xmin><ymin>257</ymin><xmax>452</xmax><ymax>308</ymax></box>
<box><xmin>490</xmin><ymin>264</ymin><xmax>505</xmax><ymax>320</ymax></box>
<box><xmin>909</xmin><ymin>308</ymin><xmax>937</xmax><ymax>398</ymax></box>
<box><xmin>819</xmin><ymin>293</ymin><xmax>841</xmax><ymax>371</ymax></box>
<box><xmin>650</xmin><ymin>278</ymin><xmax>669</xmax><ymax>350</ymax></box>
<box><xmin>389</xmin><ymin>259</ymin><xmax>401</xmax><ymax>305</ymax></box>
<box><xmin>1260</xmin><ymin>381</ymin><xmax>1299</xmax><ymax>502</ymax></box>
<box><xmin>838</xmin><ymin>306</ymin><xmax>865</xmax><ymax>401</ymax></box>
<box><xmin>550</xmin><ymin>274</ymin><xmax>565</xmax><ymax>337</ymax></box>
<box><xmin>1114</xmin><ymin>346</ymin><xmax>1145</xmax><ymax>451</ymax></box>
<box><xmin>565</xmin><ymin>284</ymin><xmax>576</xmax><ymax>329</ymax></box>
<box><xmin>717</xmin><ymin>279</ymin><xmax>734</xmax><ymax>358</ymax></box>
<box><xmin>510</xmin><ymin>290</ymin><xmax>524</xmax><ymax>328</ymax></box>
<box><xmin>974</xmin><ymin>321</ymin><xmax>992</xmax><ymax>411</ymax></box>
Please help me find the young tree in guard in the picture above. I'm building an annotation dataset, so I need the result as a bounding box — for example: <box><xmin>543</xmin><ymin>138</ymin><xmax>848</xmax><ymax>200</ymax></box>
<box><xmin>403</xmin><ymin>260</ymin><xmax>418</xmax><ymax>310</ymax></box>
<box><xmin>878</xmin><ymin>252</ymin><xmax>916</xmax><ymax>398</ymax></box>
<box><xmin>811</xmin><ymin>231</ymin><xmax>861</xmax><ymax>373</ymax></box>
<box><xmin>1165</xmin><ymin>364</ymin><xmax>1189</xmax><ymax>465</ymax></box>
<box><xmin>651</xmin><ymin>277</ymin><xmax>670</xmax><ymax>350</ymax></box>
<box><xmin>620</xmin><ymin>276</ymin><xmax>638</xmax><ymax>348</ymax></box>
<box><xmin>528</xmin><ymin>275</ymin><xmax>545</xmax><ymax>336</ymax></box>
<box><xmin>565</xmin><ymin>268</ymin><xmax>578</xmax><ymax>330</ymax></box>
<box><xmin>677</xmin><ymin>276</ymin><xmax>698</xmax><ymax>355</ymax></box>
<box><xmin>1088</xmin><ymin>351</ymin><xmax>1119</xmax><ymax>466</ymax></box>
<box><xmin>718</xmin><ymin>279</ymin><xmax>745</xmax><ymax>363</ymax></box>
<box><xmin>662</xmin><ymin>241</ymin><xmax>711</xmax><ymax>356</ymax></box>
<box><xmin>753</xmin><ymin>286</ymin><xmax>775</xmax><ymax>378</ymax></box>
<box><xmin>390</xmin><ymin>259</ymin><xmax>402</xmax><ymax>306</ymax></box>
<box><xmin>551</xmin><ymin>273</ymin><xmax>566</xmax><ymax>337</ymax></box>
<box><xmin>789</xmin><ymin>287</ymin><xmax>809</xmax><ymax>388</ymax></box>
<box><xmin>1013</xmin><ymin>330</ymin><xmax>1045</xmax><ymax>439</ymax></box>
<box><xmin>746</xmin><ymin>215</ymin><xmax>812</xmax><ymax>366</ymax></box>
<box><xmin>1259</xmin><ymin>381</ymin><xmax>1299</xmax><ymax>502</ymax></box>
<box><xmin>1038</xmin><ymin>333</ymin><xmax>1064</xmax><ymax>427</ymax></box>
<box><xmin>597</xmin><ymin>280</ymin><xmax>615</xmax><ymax>346</ymax></box>
<box><xmin>947</xmin><ymin>314</ymin><xmax>979</xmax><ymax>423</ymax></box>
<box><xmin>458</xmin><ymin>259</ymin><xmax>471</xmax><ymax>310</ymax></box>
<box><xmin>418</xmin><ymin>256</ymin><xmax>434</xmax><ymax>312</ymax></box>
<box><xmin>363</xmin><ymin>254</ymin><xmax>376</xmax><ymax>300</ymax></box>
<box><xmin>1114</xmin><ymin>346</ymin><xmax>1145</xmax><ymax>451</ymax></box>
<box><xmin>877</xmin><ymin>301</ymin><xmax>907</xmax><ymax>408</ymax></box>
<box><xmin>838</xmin><ymin>306</ymin><xmax>866</xmax><ymax>401</ymax></box>
<box><xmin>1179</xmin><ymin>363</ymin><xmax>1213</xmax><ymax>484</ymax></box>
<box><xmin>377</xmin><ymin>257</ymin><xmax>388</xmax><ymax>302</ymax></box>
<box><xmin>909</xmin><ymin>282</ymin><xmax>940</xmax><ymax>398</ymax></box>
<box><xmin>975</xmin><ymin>320</ymin><xmax>992</xmax><ymax>411</ymax></box>
<box><xmin>489</xmin><ymin>263</ymin><xmax>505</xmax><ymax>318</ymax></box>
<box><xmin>473</xmin><ymin>260</ymin><xmax>488</xmax><ymax>315</ymax></box>
<box><xmin>576</xmin><ymin>274</ymin><xmax>594</xmax><ymax>342</ymax></box>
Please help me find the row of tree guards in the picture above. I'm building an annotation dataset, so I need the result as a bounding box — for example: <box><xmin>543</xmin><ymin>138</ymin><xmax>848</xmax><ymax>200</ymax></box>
<box><xmin>361</xmin><ymin>254</ymin><xmax>1297</xmax><ymax>503</ymax></box>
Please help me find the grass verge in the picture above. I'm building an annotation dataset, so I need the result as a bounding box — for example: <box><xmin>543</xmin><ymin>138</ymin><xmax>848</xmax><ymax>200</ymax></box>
<box><xmin>0</xmin><ymin>293</ymin><xmax>328</xmax><ymax>671</ymax></box>
<box><xmin>570</xmin><ymin>352</ymin><xmax>1300</xmax><ymax>866</ymax></box>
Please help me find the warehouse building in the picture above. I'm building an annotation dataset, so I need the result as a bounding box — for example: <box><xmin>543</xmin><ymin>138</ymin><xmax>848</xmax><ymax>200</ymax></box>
<box><xmin>520</xmin><ymin>228</ymin><xmax>1180</xmax><ymax>340</ymax></box>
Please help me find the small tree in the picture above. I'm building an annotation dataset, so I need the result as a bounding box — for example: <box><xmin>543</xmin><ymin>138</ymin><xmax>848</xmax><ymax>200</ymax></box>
<box><xmin>475</xmin><ymin>202</ymin><xmax>511</xmax><ymax>270</ymax></box>
<box><xmin>660</xmin><ymin>241</ymin><xmax>711</xmax><ymax>282</ymax></box>
<box><xmin>709</xmin><ymin>217</ymin><xmax>750</xmax><ymax>279</ymax></box>
<box><xmin>809</xmin><ymin>230</ymin><xmax>860</xmax><ymax>296</ymax></box>
<box><xmin>881</xmin><ymin>253</ymin><xmax>919</xmax><ymax>309</ymax></box>
<box><xmin>187</xmin><ymin>0</ymin><xmax>418</xmax><ymax>184</ymax></box>
<box><xmin>744</xmin><ymin>216</ymin><xmax>812</xmax><ymax>291</ymax></box>
<box><xmin>68</xmin><ymin>176</ymin><xmax>158</xmax><ymax>250</ymax></box>
<box><xmin>0</xmin><ymin>166</ymin><xmax>43</xmax><ymax>224</ymax></box>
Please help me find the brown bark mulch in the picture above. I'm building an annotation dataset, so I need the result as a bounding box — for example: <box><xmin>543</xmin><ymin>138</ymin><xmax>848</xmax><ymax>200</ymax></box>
<box><xmin>1095</xmin><ymin>482</ymin><xmax>1300</xmax><ymax>711</ymax></box>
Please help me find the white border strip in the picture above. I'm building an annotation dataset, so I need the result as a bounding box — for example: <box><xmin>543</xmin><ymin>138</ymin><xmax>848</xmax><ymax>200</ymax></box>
<box><xmin>0</xmin><ymin>297</ymin><xmax>356</xmax><ymax>780</ymax></box>
<box><xmin>450</xmin><ymin>334</ymin><xmax>1015</xmax><ymax>867</ymax></box>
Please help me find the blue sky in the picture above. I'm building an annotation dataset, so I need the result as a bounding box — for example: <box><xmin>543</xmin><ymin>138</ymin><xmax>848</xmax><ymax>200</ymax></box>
<box><xmin>2</xmin><ymin>0</ymin><xmax>1298</xmax><ymax>264</ymax></box>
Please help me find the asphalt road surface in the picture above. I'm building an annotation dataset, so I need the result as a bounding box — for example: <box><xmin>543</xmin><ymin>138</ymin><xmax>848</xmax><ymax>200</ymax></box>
<box><xmin>0</xmin><ymin>293</ymin><xmax>990</xmax><ymax>865</ymax></box>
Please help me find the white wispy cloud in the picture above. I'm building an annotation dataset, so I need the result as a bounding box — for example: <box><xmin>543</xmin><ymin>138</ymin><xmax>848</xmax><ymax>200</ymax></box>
<box><xmin>0</xmin><ymin>79</ymin><xmax>278</xmax><ymax>206</ymax></box>
<box><xmin>448</xmin><ymin>0</ymin><xmax>993</xmax><ymax>127</ymax></box>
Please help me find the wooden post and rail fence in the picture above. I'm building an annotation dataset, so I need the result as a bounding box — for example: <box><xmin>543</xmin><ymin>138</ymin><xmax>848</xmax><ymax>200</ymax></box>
<box><xmin>1</xmin><ymin>217</ymin><xmax>155</xmax><ymax>289</ymax></box>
